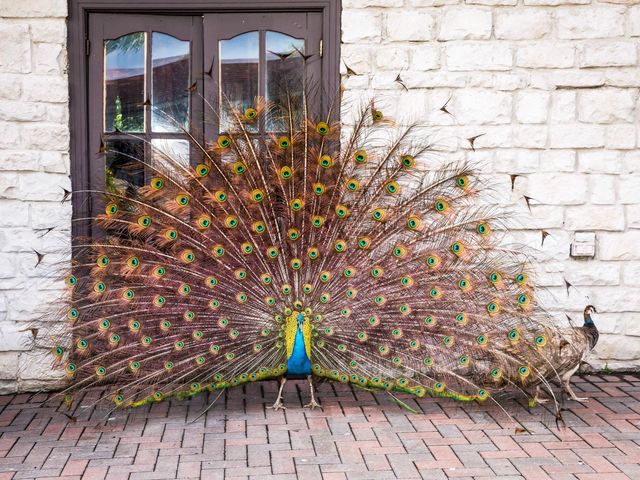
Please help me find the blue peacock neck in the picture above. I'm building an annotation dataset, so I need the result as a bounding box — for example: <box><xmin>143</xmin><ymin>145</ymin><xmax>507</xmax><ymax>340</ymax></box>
<box><xmin>285</xmin><ymin>312</ymin><xmax>312</xmax><ymax>376</ymax></box>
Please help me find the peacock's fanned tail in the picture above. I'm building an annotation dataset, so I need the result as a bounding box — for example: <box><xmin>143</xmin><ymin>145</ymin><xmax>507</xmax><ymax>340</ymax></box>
<box><xmin>51</xmin><ymin>87</ymin><xmax>557</xmax><ymax>409</ymax></box>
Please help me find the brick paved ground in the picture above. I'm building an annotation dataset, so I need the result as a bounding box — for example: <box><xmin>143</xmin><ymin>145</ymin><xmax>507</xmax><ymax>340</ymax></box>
<box><xmin>0</xmin><ymin>374</ymin><xmax>639</xmax><ymax>480</ymax></box>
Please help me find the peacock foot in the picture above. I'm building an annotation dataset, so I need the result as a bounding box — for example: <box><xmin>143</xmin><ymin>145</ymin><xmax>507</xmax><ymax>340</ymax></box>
<box><xmin>534</xmin><ymin>396</ymin><xmax>549</xmax><ymax>405</ymax></box>
<box><xmin>304</xmin><ymin>399</ymin><xmax>322</xmax><ymax>410</ymax></box>
<box><xmin>569</xmin><ymin>396</ymin><xmax>589</xmax><ymax>403</ymax></box>
<box><xmin>268</xmin><ymin>399</ymin><xmax>286</xmax><ymax>411</ymax></box>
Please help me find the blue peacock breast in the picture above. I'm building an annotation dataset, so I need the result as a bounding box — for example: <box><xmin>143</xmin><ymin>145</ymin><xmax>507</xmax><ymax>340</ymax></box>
<box><xmin>286</xmin><ymin>321</ymin><xmax>311</xmax><ymax>376</ymax></box>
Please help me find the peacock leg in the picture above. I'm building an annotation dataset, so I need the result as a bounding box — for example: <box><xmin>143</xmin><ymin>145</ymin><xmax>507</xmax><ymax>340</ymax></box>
<box><xmin>303</xmin><ymin>375</ymin><xmax>322</xmax><ymax>410</ymax></box>
<box><xmin>564</xmin><ymin>380</ymin><xmax>588</xmax><ymax>403</ymax></box>
<box><xmin>533</xmin><ymin>385</ymin><xmax>549</xmax><ymax>405</ymax></box>
<box><xmin>268</xmin><ymin>377</ymin><xmax>287</xmax><ymax>410</ymax></box>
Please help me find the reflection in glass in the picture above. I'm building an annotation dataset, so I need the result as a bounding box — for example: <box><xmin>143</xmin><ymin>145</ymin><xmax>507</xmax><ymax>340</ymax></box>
<box><xmin>266</xmin><ymin>31</ymin><xmax>304</xmax><ymax>132</ymax></box>
<box><xmin>106</xmin><ymin>139</ymin><xmax>145</xmax><ymax>196</ymax></box>
<box><xmin>152</xmin><ymin>33</ymin><xmax>190</xmax><ymax>133</ymax></box>
<box><xmin>220</xmin><ymin>31</ymin><xmax>259</xmax><ymax>132</ymax></box>
<box><xmin>151</xmin><ymin>139</ymin><xmax>190</xmax><ymax>177</ymax></box>
<box><xmin>105</xmin><ymin>32</ymin><xmax>146</xmax><ymax>133</ymax></box>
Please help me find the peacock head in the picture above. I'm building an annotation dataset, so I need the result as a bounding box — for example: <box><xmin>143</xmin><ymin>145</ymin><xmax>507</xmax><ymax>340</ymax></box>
<box><xmin>583</xmin><ymin>305</ymin><xmax>597</xmax><ymax>325</ymax></box>
<box><xmin>297</xmin><ymin>313</ymin><xmax>305</xmax><ymax>327</ymax></box>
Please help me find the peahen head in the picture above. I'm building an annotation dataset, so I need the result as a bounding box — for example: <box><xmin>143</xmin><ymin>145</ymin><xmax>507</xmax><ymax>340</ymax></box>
<box><xmin>583</xmin><ymin>305</ymin><xmax>597</xmax><ymax>326</ymax></box>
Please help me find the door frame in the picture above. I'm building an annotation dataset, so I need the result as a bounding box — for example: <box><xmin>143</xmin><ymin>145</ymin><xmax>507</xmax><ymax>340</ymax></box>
<box><xmin>68</xmin><ymin>0</ymin><xmax>341</xmax><ymax>238</ymax></box>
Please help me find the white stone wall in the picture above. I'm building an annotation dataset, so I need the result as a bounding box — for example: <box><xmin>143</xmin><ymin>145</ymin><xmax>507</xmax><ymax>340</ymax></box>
<box><xmin>0</xmin><ymin>1</ymin><xmax>638</xmax><ymax>392</ymax></box>
<box><xmin>0</xmin><ymin>0</ymin><xmax>70</xmax><ymax>392</ymax></box>
<box><xmin>342</xmin><ymin>2</ymin><xmax>640</xmax><ymax>370</ymax></box>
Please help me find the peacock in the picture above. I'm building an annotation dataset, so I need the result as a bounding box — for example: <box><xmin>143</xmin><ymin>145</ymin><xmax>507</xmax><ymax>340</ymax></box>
<box><xmin>46</xmin><ymin>68</ymin><xmax>573</xmax><ymax>413</ymax></box>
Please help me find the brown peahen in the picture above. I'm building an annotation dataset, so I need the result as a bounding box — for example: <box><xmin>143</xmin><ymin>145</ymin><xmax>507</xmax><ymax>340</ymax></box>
<box><xmin>47</xmin><ymin>75</ymin><xmax>572</xmax><ymax>412</ymax></box>
<box><xmin>532</xmin><ymin>305</ymin><xmax>598</xmax><ymax>404</ymax></box>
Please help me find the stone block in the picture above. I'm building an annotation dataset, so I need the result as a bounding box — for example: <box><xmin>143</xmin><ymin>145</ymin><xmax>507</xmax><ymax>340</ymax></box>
<box><xmin>578</xmin><ymin>88</ymin><xmax>637</xmax><ymax>123</ymax></box>
<box><xmin>516</xmin><ymin>90</ymin><xmax>550</xmax><ymax>124</ymax></box>
<box><xmin>580</xmin><ymin>41</ymin><xmax>637</xmax><ymax>67</ymax></box>
<box><xmin>526</xmin><ymin>172</ymin><xmax>588</xmax><ymax>204</ymax></box>
<box><xmin>0</xmin><ymin>22</ymin><xmax>30</xmax><ymax>74</ymax></box>
<box><xmin>386</xmin><ymin>11</ymin><xmax>436</xmax><ymax>41</ymax></box>
<box><xmin>438</xmin><ymin>8</ymin><xmax>492</xmax><ymax>40</ymax></box>
<box><xmin>451</xmin><ymin>89</ymin><xmax>512</xmax><ymax>124</ymax></box>
<box><xmin>549</xmin><ymin>124</ymin><xmax>605</xmax><ymax>148</ymax></box>
<box><xmin>516</xmin><ymin>43</ymin><xmax>575</xmax><ymax>68</ymax></box>
<box><xmin>599</xmin><ymin>231</ymin><xmax>640</xmax><ymax>259</ymax></box>
<box><xmin>578</xmin><ymin>150</ymin><xmax>622</xmax><ymax>174</ymax></box>
<box><xmin>495</xmin><ymin>9</ymin><xmax>552</xmax><ymax>39</ymax></box>
<box><xmin>565</xmin><ymin>205</ymin><xmax>626</xmax><ymax>231</ymax></box>
<box><xmin>557</xmin><ymin>7</ymin><xmax>626</xmax><ymax>39</ymax></box>
<box><xmin>445</xmin><ymin>43</ymin><xmax>513</xmax><ymax>71</ymax></box>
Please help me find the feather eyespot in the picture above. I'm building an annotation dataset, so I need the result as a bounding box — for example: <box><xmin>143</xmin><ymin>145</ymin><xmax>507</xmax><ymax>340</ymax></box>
<box><xmin>281</xmin><ymin>284</ymin><xmax>292</xmax><ymax>295</ymax></box>
<box><xmin>457</xmin><ymin>278</ymin><xmax>471</xmax><ymax>291</ymax></box>
<box><xmin>335</xmin><ymin>204</ymin><xmax>349</xmax><ymax>218</ymax></box>
<box><xmin>320</xmin><ymin>293</ymin><xmax>330</xmax><ymax>303</ymax></box>
<box><xmin>429</xmin><ymin>287</ymin><xmax>441</xmax><ymax>299</ymax></box>
<box><xmin>126</xmin><ymin>256</ymin><xmax>140</xmax><ymax>269</ymax></box>
<box><xmin>372</xmin><ymin>109</ymin><xmax>383</xmax><ymax>122</ymax></box>
<box><xmin>311</xmin><ymin>215</ymin><xmax>324</xmax><ymax>228</ymax></box>
<box><xmin>252</xmin><ymin>221</ymin><xmax>266</xmax><ymax>234</ymax></box>
<box><xmin>195</xmin><ymin>163</ymin><xmax>209</xmax><ymax>177</ymax></box>
<box><xmin>153</xmin><ymin>295</ymin><xmax>166</xmax><ymax>307</ymax></box>
<box><xmin>486</xmin><ymin>301</ymin><xmax>500</xmax><ymax>315</ymax></box>
<box><xmin>507</xmin><ymin>329</ymin><xmax>521</xmax><ymax>342</ymax></box>
<box><xmin>232</xmin><ymin>162</ymin><xmax>246</xmax><ymax>174</ymax></box>
<box><xmin>392</xmin><ymin>245</ymin><xmax>407</xmax><ymax>258</ymax></box>
<box><xmin>303</xmin><ymin>283</ymin><xmax>313</xmax><ymax>294</ymax></box>
<box><xmin>435</xmin><ymin>198</ymin><xmax>449</xmax><ymax>213</ymax></box>
<box><xmin>346</xmin><ymin>178</ymin><xmax>360</xmax><ymax>191</ymax></box>
<box><xmin>65</xmin><ymin>275</ymin><xmax>77</xmax><ymax>288</ymax></box>
<box><xmin>455</xmin><ymin>313</ymin><xmax>468</xmax><ymax>325</ymax></box>
<box><xmin>534</xmin><ymin>335</ymin><xmax>547</xmax><ymax>347</ymax></box>
<box><xmin>401</xmin><ymin>155</ymin><xmax>414</xmax><ymax>168</ymax></box>
<box><xmin>97</xmin><ymin>255</ymin><xmax>109</xmax><ymax>268</ymax></box>
<box><xmin>407</xmin><ymin>215</ymin><xmax>421</xmax><ymax>230</ymax></box>
<box><xmin>197</xmin><ymin>215</ymin><xmax>211</xmax><ymax>229</ymax></box>
<box><xmin>244</xmin><ymin>107</ymin><xmax>257</xmax><ymax>120</ymax></box>
<box><xmin>105</xmin><ymin>203</ymin><xmax>118</xmax><ymax>215</ymax></box>
<box><xmin>319</xmin><ymin>155</ymin><xmax>333</xmax><ymax>168</ymax></box>
<box><xmin>370</xmin><ymin>266</ymin><xmax>383</xmax><ymax>278</ymax></box>
<box><xmin>137</xmin><ymin>215</ymin><xmax>151</xmax><ymax>228</ymax></box>
<box><xmin>426</xmin><ymin>254</ymin><xmax>440</xmax><ymax>268</ymax></box>
<box><xmin>424</xmin><ymin>316</ymin><xmax>436</xmax><ymax>326</ymax></box>
<box><xmin>150</xmin><ymin>177</ymin><xmax>164</xmax><ymax>190</ymax></box>
<box><xmin>288</xmin><ymin>228</ymin><xmax>300</xmax><ymax>241</ymax></box>
<box><xmin>224</xmin><ymin>215</ymin><xmax>239</xmax><ymax>228</ymax></box>
<box><xmin>334</xmin><ymin>240</ymin><xmax>347</xmax><ymax>252</ymax></box>
<box><xmin>354</xmin><ymin>150</ymin><xmax>367</xmax><ymax>164</ymax></box>
<box><xmin>320</xmin><ymin>271</ymin><xmax>331</xmax><ymax>282</ymax></box>
<box><xmin>307</xmin><ymin>247</ymin><xmax>319</xmax><ymax>259</ymax></box>
<box><xmin>290</xmin><ymin>198</ymin><xmax>304</xmax><ymax>211</ymax></box>
<box><xmin>280</xmin><ymin>166</ymin><xmax>293</xmax><ymax>179</ymax></box>
<box><xmin>312</xmin><ymin>182</ymin><xmax>326</xmax><ymax>195</ymax></box>
<box><xmin>214</xmin><ymin>190</ymin><xmax>227</xmax><ymax>203</ymax></box>
<box><xmin>266</xmin><ymin>246</ymin><xmax>279</xmax><ymax>259</ymax></box>
<box><xmin>181</xmin><ymin>250</ymin><xmax>195</xmax><ymax>263</ymax></box>
<box><xmin>358</xmin><ymin>237</ymin><xmax>371</xmax><ymax>249</ymax></box>
<box><xmin>476</xmin><ymin>334</ymin><xmax>488</xmax><ymax>345</ymax></box>
<box><xmin>316</xmin><ymin>121</ymin><xmax>330</xmax><ymax>135</ymax></box>
<box><xmin>175</xmin><ymin>194</ymin><xmax>189</xmax><ymax>206</ymax></box>
<box><xmin>278</xmin><ymin>136</ymin><xmax>290</xmax><ymax>149</ymax></box>
<box><xmin>476</xmin><ymin>223</ymin><xmax>490</xmax><ymax>236</ymax></box>
<box><xmin>516</xmin><ymin>273</ymin><xmax>528</xmax><ymax>286</ymax></box>
<box><xmin>385</xmin><ymin>181</ymin><xmax>399</xmax><ymax>195</ymax></box>
<box><xmin>290</xmin><ymin>258</ymin><xmax>302</xmax><ymax>270</ymax></box>
<box><xmin>217</xmin><ymin>135</ymin><xmax>231</xmax><ymax>148</ymax></box>
<box><xmin>456</xmin><ymin>175</ymin><xmax>469</xmax><ymax>189</ymax></box>
<box><xmin>212</xmin><ymin>245</ymin><xmax>225</xmax><ymax>257</ymax></box>
<box><xmin>451</xmin><ymin>241</ymin><xmax>464</xmax><ymax>256</ymax></box>
<box><xmin>251</xmin><ymin>189</ymin><xmax>265</xmax><ymax>203</ymax></box>
<box><xmin>372</xmin><ymin>208</ymin><xmax>386</xmax><ymax>221</ymax></box>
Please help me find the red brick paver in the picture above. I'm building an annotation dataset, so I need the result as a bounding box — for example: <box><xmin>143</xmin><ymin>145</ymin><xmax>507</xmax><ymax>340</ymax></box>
<box><xmin>0</xmin><ymin>375</ymin><xmax>639</xmax><ymax>479</ymax></box>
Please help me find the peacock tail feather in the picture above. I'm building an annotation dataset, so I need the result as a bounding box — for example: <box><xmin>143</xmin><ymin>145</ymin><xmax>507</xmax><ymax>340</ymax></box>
<box><xmin>48</xmin><ymin>75</ymin><xmax>561</xmax><ymax>411</ymax></box>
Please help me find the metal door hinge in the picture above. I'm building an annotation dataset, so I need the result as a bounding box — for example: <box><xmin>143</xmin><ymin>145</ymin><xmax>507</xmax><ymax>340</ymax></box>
<box><xmin>319</xmin><ymin>39</ymin><xmax>323</xmax><ymax>58</ymax></box>
<box><xmin>85</xmin><ymin>39</ymin><xmax>91</xmax><ymax>56</ymax></box>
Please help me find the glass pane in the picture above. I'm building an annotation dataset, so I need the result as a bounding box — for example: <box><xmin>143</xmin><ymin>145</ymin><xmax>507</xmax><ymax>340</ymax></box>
<box><xmin>106</xmin><ymin>139</ymin><xmax>145</xmax><ymax>196</ymax></box>
<box><xmin>151</xmin><ymin>139</ymin><xmax>190</xmax><ymax>176</ymax></box>
<box><xmin>152</xmin><ymin>33</ymin><xmax>190</xmax><ymax>133</ymax></box>
<box><xmin>266</xmin><ymin>31</ymin><xmax>304</xmax><ymax>132</ymax></box>
<box><xmin>220</xmin><ymin>31</ymin><xmax>259</xmax><ymax>132</ymax></box>
<box><xmin>104</xmin><ymin>32</ymin><xmax>146</xmax><ymax>133</ymax></box>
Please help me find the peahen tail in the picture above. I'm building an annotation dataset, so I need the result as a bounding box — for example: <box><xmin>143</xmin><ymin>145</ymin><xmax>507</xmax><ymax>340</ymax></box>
<box><xmin>48</xmin><ymin>81</ymin><xmax>558</xmax><ymax>410</ymax></box>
